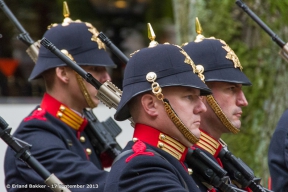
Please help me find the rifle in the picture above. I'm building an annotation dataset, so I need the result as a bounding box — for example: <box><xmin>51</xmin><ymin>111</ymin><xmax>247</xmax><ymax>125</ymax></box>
<box><xmin>0</xmin><ymin>116</ymin><xmax>71</xmax><ymax>192</ymax></box>
<box><xmin>186</xmin><ymin>148</ymin><xmax>246</xmax><ymax>192</ymax></box>
<box><xmin>97</xmin><ymin>32</ymin><xmax>129</xmax><ymax>64</ymax></box>
<box><xmin>83</xmin><ymin>108</ymin><xmax>122</xmax><ymax>167</ymax></box>
<box><xmin>235</xmin><ymin>0</ymin><xmax>288</xmax><ymax>62</ymax></box>
<box><xmin>218</xmin><ymin>145</ymin><xmax>273</xmax><ymax>192</ymax></box>
<box><xmin>0</xmin><ymin>0</ymin><xmax>39</xmax><ymax>62</ymax></box>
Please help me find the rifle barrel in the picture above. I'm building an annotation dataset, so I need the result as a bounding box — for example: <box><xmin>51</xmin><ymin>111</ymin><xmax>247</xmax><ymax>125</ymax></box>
<box><xmin>235</xmin><ymin>0</ymin><xmax>285</xmax><ymax>47</ymax></box>
<box><xmin>0</xmin><ymin>0</ymin><xmax>34</xmax><ymax>46</ymax></box>
<box><xmin>98</xmin><ymin>32</ymin><xmax>129</xmax><ymax>64</ymax></box>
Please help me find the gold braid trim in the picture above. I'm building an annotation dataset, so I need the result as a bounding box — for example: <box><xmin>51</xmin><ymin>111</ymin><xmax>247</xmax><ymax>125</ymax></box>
<box><xmin>75</xmin><ymin>72</ymin><xmax>97</xmax><ymax>109</ymax></box>
<box><xmin>206</xmin><ymin>95</ymin><xmax>239</xmax><ymax>134</ymax></box>
<box><xmin>163</xmin><ymin>99</ymin><xmax>199</xmax><ymax>144</ymax></box>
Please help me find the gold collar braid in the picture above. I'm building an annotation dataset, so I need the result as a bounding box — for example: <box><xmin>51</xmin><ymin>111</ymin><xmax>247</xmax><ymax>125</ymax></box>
<box><xmin>206</xmin><ymin>95</ymin><xmax>239</xmax><ymax>134</ymax></box>
<box><xmin>146</xmin><ymin>72</ymin><xmax>199</xmax><ymax>144</ymax></box>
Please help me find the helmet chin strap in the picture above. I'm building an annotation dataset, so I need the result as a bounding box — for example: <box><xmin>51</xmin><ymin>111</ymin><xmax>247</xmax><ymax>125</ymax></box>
<box><xmin>206</xmin><ymin>95</ymin><xmax>239</xmax><ymax>134</ymax></box>
<box><xmin>74</xmin><ymin>71</ymin><xmax>97</xmax><ymax>109</ymax></box>
<box><xmin>146</xmin><ymin>72</ymin><xmax>199</xmax><ymax>144</ymax></box>
<box><xmin>59</xmin><ymin>49</ymin><xmax>97</xmax><ymax>109</ymax></box>
<box><xmin>163</xmin><ymin>98</ymin><xmax>199</xmax><ymax>144</ymax></box>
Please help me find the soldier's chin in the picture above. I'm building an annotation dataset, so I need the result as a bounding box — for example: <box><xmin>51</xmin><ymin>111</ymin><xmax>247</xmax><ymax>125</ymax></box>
<box><xmin>91</xmin><ymin>98</ymin><xmax>99</xmax><ymax>108</ymax></box>
<box><xmin>95</xmin><ymin>99</ymin><xmax>100</xmax><ymax>106</ymax></box>
<box><xmin>231</xmin><ymin>120</ymin><xmax>241</xmax><ymax>130</ymax></box>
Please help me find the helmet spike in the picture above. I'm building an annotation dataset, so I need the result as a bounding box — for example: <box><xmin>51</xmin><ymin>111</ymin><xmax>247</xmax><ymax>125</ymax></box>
<box><xmin>63</xmin><ymin>1</ymin><xmax>70</xmax><ymax>18</ymax></box>
<box><xmin>194</xmin><ymin>17</ymin><xmax>205</xmax><ymax>43</ymax></box>
<box><xmin>147</xmin><ymin>23</ymin><xmax>158</xmax><ymax>48</ymax></box>
<box><xmin>195</xmin><ymin>17</ymin><xmax>202</xmax><ymax>35</ymax></box>
<box><xmin>62</xmin><ymin>1</ymin><xmax>73</xmax><ymax>26</ymax></box>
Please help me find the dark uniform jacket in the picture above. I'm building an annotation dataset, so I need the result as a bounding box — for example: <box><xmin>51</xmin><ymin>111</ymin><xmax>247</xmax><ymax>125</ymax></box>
<box><xmin>268</xmin><ymin>109</ymin><xmax>288</xmax><ymax>191</ymax></box>
<box><xmin>4</xmin><ymin>93</ymin><xmax>107</xmax><ymax>191</ymax></box>
<box><xmin>104</xmin><ymin>123</ymin><xmax>201</xmax><ymax>192</ymax></box>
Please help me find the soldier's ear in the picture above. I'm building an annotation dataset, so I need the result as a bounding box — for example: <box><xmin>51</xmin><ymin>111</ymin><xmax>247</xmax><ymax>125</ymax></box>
<box><xmin>55</xmin><ymin>66</ymin><xmax>70</xmax><ymax>83</ymax></box>
<box><xmin>141</xmin><ymin>93</ymin><xmax>159</xmax><ymax>117</ymax></box>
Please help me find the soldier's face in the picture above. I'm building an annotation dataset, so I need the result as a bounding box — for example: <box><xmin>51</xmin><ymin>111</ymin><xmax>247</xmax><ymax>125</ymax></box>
<box><xmin>160</xmin><ymin>86</ymin><xmax>207</xmax><ymax>146</ymax></box>
<box><xmin>81</xmin><ymin>66</ymin><xmax>111</xmax><ymax>107</ymax></box>
<box><xmin>203</xmin><ymin>81</ymin><xmax>248</xmax><ymax>132</ymax></box>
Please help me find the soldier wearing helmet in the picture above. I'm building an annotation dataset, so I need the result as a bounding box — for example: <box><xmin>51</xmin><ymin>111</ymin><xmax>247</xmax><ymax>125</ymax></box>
<box><xmin>182</xmin><ymin>18</ymin><xmax>251</xmax><ymax>191</ymax></box>
<box><xmin>104</xmin><ymin>24</ymin><xmax>211</xmax><ymax>192</ymax></box>
<box><xmin>4</xmin><ymin>5</ymin><xmax>116</xmax><ymax>191</ymax></box>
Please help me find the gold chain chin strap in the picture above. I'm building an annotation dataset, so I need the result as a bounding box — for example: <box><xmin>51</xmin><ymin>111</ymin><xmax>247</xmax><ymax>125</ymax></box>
<box><xmin>206</xmin><ymin>95</ymin><xmax>239</xmax><ymax>134</ymax></box>
<box><xmin>75</xmin><ymin>72</ymin><xmax>97</xmax><ymax>109</ymax></box>
<box><xmin>146</xmin><ymin>72</ymin><xmax>199</xmax><ymax>144</ymax></box>
<box><xmin>163</xmin><ymin>100</ymin><xmax>199</xmax><ymax>144</ymax></box>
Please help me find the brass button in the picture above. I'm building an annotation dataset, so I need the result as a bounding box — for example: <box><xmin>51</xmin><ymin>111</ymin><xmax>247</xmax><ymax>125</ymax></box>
<box><xmin>60</xmin><ymin>105</ymin><xmax>66</xmax><ymax>112</ymax></box>
<box><xmin>86</xmin><ymin>148</ymin><xmax>92</xmax><ymax>155</ymax></box>
<box><xmin>160</xmin><ymin>134</ymin><xmax>166</xmax><ymax>140</ymax></box>
<box><xmin>158</xmin><ymin>142</ymin><xmax>164</xmax><ymax>148</ymax></box>
<box><xmin>57</xmin><ymin>112</ymin><xmax>63</xmax><ymax>118</ymax></box>
<box><xmin>188</xmin><ymin>168</ymin><xmax>193</xmax><ymax>175</ymax></box>
<box><xmin>80</xmin><ymin>136</ymin><xmax>85</xmax><ymax>143</ymax></box>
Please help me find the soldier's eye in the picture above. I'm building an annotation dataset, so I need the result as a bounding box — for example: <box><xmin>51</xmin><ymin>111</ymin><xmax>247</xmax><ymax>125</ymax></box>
<box><xmin>186</xmin><ymin>95</ymin><xmax>200</xmax><ymax>101</ymax></box>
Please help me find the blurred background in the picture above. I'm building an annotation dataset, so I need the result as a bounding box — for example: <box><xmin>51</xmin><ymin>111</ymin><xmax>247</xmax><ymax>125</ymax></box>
<box><xmin>1</xmin><ymin>0</ymin><xmax>288</xmax><ymax>188</ymax></box>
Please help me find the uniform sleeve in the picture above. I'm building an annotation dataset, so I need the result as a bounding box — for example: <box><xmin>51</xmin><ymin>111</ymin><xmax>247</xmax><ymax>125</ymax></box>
<box><xmin>104</xmin><ymin>154</ymin><xmax>189</xmax><ymax>192</ymax></box>
<box><xmin>5</xmin><ymin>119</ymin><xmax>108</xmax><ymax>192</ymax></box>
<box><xmin>268</xmin><ymin>110</ymin><xmax>288</xmax><ymax>191</ymax></box>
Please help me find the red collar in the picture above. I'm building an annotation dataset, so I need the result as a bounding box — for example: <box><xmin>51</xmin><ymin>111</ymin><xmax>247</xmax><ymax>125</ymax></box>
<box><xmin>40</xmin><ymin>93</ymin><xmax>88</xmax><ymax>132</ymax></box>
<box><xmin>193</xmin><ymin>129</ymin><xmax>223</xmax><ymax>158</ymax></box>
<box><xmin>133</xmin><ymin>123</ymin><xmax>188</xmax><ymax>162</ymax></box>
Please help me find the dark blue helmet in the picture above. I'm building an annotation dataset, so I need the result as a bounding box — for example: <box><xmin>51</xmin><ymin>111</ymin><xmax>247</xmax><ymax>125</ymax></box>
<box><xmin>114</xmin><ymin>43</ymin><xmax>211</xmax><ymax>121</ymax></box>
<box><xmin>182</xmin><ymin>38</ymin><xmax>251</xmax><ymax>85</ymax></box>
<box><xmin>29</xmin><ymin>22</ymin><xmax>116</xmax><ymax>81</ymax></box>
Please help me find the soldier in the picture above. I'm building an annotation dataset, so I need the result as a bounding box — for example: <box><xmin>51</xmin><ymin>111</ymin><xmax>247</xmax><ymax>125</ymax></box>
<box><xmin>103</xmin><ymin>24</ymin><xmax>212</xmax><ymax>192</ymax></box>
<box><xmin>4</xmin><ymin>12</ymin><xmax>116</xmax><ymax>192</ymax></box>
<box><xmin>182</xmin><ymin>18</ymin><xmax>251</xmax><ymax>191</ymax></box>
<box><xmin>268</xmin><ymin>111</ymin><xmax>288</xmax><ymax>191</ymax></box>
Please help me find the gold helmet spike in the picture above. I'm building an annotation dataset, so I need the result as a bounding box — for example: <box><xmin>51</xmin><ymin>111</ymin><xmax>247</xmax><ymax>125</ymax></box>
<box><xmin>194</xmin><ymin>17</ymin><xmax>205</xmax><ymax>43</ymax></box>
<box><xmin>62</xmin><ymin>1</ymin><xmax>73</xmax><ymax>26</ymax></box>
<box><xmin>63</xmin><ymin>1</ymin><xmax>70</xmax><ymax>18</ymax></box>
<box><xmin>147</xmin><ymin>23</ymin><xmax>158</xmax><ymax>48</ymax></box>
